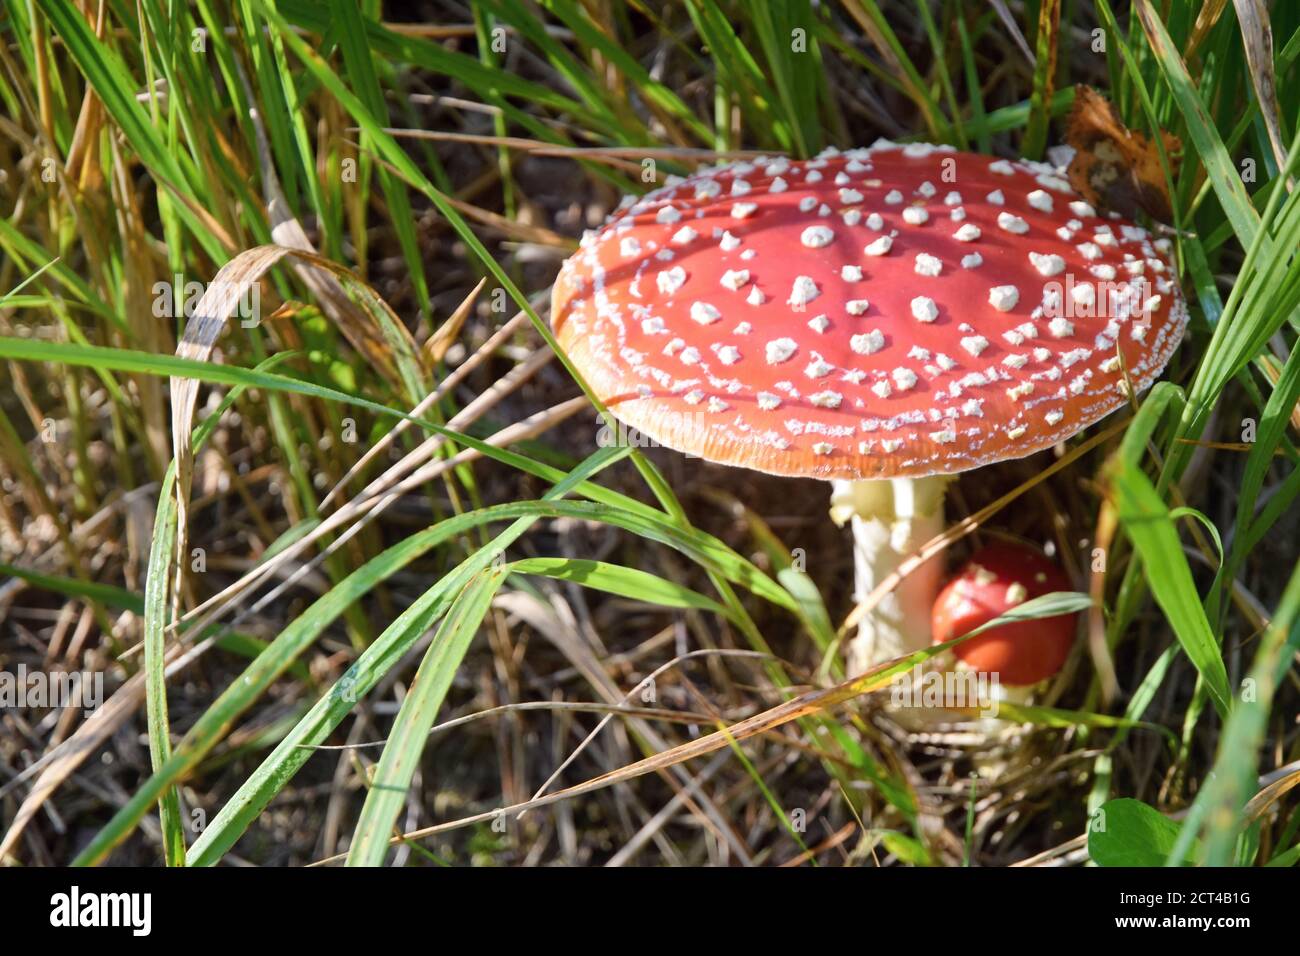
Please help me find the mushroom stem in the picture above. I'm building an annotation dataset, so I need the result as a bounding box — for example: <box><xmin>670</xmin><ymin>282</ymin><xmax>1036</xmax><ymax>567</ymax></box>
<box><xmin>830</xmin><ymin>475</ymin><xmax>950</xmax><ymax>675</ymax></box>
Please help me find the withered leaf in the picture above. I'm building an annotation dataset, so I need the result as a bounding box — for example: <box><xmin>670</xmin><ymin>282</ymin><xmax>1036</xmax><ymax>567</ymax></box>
<box><xmin>1064</xmin><ymin>85</ymin><xmax>1181</xmax><ymax>223</ymax></box>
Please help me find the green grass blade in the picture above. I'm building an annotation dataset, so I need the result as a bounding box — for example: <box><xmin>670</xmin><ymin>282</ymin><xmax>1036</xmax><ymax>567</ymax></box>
<box><xmin>1171</xmin><ymin>561</ymin><xmax>1300</xmax><ymax>865</ymax></box>
<box><xmin>1132</xmin><ymin>0</ymin><xmax>1260</xmax><ymax>249</ymax></box>
<box><xmin>183</xmin><ymin>447</ymin><xmax>627</xmax><ymax>865</ymax></box>
<box><xmin>542</xmin><ymin>0</ymin><xmax>712</xmax><ymax>144</ymax></box>
<box><xmin>347</xmin><ymin>568</ymin><xmax>506</xmax><ymax>866</ymax></box>
<box><xmin>684</xmin><ymin>0</ymin><xmax>794</xmax><ymax>152</ymax></box>
<box><xmin>509</xmin><ymin>558</ymin><xmax>737</xmax><ymax>622</ymax></box>
<box><xmin>32</xmin><ymin>0</ymin><xmax>223</xmax><ymax>261</ymax></box>
<box><xmin>478</xmin><ymin>0</ymin><xmax>623</xmax><ymax>132</ymax></box>
<box><xmin>334</xmin><ymin>1</ymin><xmax>433</xmax><ymax>336</ymax></box>
<box><xmin>277</xmin><ymin>0</ymin><xmax>604</xmax><ymax>130</ymax></box>
<box><xmin>742</xmin><ymin>0</ymin><xmax>821</xmax><ymax>156</ymax></box>
<box><xmin>71</xmin><ymin>490</ymin><xmax>578</xmax><ymax>865</ymax></box>
<box><xmin>1105</xmin><ymin>458</ymin><xmax>1232</xmax><ymax>718</ymax></box>
<box><xmin>1022</xmin><ymin>0</ymin><xmax>1060</xmax><ymax>159</ymax></box>
<box><xmin>0</xmin><ymin>564</ymin><xmax>143</xmax><ymax>613</ymax></box>
<box><xmin>141</xmin><ymin>467</ymin><xmax>186</xmax><ymax>865</ymax></box>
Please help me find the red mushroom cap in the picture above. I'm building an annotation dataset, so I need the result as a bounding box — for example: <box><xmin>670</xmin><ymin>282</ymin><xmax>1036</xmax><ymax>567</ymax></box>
<box><xmin>931</xmin><ymin>543</ymin><xmax>1078</xmax><ymax>686</ymax></box>
<box><xmin>552</xmin><ymin>143</ymin><xmax>1186</xmax><ymax>479</ymax></box>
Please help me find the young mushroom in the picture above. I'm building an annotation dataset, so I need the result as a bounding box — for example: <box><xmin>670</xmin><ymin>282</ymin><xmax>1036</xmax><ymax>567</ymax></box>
<box><xmin>551</xmin><ymin>142</ymin><xmax>1185</xmax><ymax>675</ymax></box>
<box><xmin>931</xmin><ymin>542</ymin><xmax>1078</xmax><ymax>690</ymax></box>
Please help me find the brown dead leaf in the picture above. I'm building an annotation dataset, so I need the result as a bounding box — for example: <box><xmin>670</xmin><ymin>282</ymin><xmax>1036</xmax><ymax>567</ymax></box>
<box><xmin>1065</xmin><ymin>85</ymin><xmax>1181</xmax><ymax>222</ymax></box>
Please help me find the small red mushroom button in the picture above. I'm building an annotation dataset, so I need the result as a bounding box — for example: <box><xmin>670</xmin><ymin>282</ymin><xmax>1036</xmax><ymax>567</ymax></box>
<box><xmin>931</xmin><ymin>543</ymin><xmax>1078</xmax><ymax>686</ymax></box>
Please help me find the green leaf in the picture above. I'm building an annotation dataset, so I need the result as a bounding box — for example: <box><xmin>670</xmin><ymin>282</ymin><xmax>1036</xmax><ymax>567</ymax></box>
<box><xmin>1266</xmin><ymin>844</ymin><xmax>1300</xmax><ymax>868</ymax></box>
<box><xmin>879</xmin><ymin>830</ymin><xmax>931</xmax><ymax>866</ymax></box>
<box><xmin>1089</xmin><ymin>798</ymin><xmax>1195</xmax><ymax>866</ymax></box>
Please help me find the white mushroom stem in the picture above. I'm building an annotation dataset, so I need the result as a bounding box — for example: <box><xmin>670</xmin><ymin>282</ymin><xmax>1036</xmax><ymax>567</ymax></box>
<box><xmin>829</xmin><ymin>475</ymin><xmax>951</xmax><ymax>675</ymax></box>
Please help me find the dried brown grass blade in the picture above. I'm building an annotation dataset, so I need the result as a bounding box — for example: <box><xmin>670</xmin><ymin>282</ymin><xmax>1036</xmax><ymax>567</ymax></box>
<box><xmin>1088</xmin><ymin>500</ymin><xmax>1121</xmax><ymax>704</ymax></box>
<box><xmin>424</xmin><ymin>277</ymin><xmax>485</xmax><ymax>364</ymax></box>
<box><xmin>168</xmin><ymin>244</ymin><xmax>434</xmax><ymax>611</ymax></box>
<box><xmin>1245</xmin><ymin>760</ymin><xmax>1300</xmax><ymax>823</ymax></box>
<box><xmin>1231</xmin><ymin>0</ymin><xmax>1294</xmax><ymax>190</ymax></box>
<box><xmin>376</xmin><ymin>127</ymin><xmax>769</xmax><ymax>167</ymax></box>
<box><xmin>0</xmin><ymin>637</ymin><xmax>215</xmax><ymax>859</ymax></box>
<box><xmin>165</xmin><ymin>390</ymin><xmax>579</xmax><ymax>648</ymax></box>
<box><xmin>310</xmin><ymin>645</ymin><xmax>920</xmax><ymax>865</ymax></box>
<box><xmin>323</xmin><ymin>307</ymin><xmax>532</xmax><ymax>510</ymax></box>
<box><xmin>170</xmin><ymin>244</ymin><xmax>293</xmax><ymax>608</ymax></box>
<box><xmin>440</xmin><ymin>192</ymin><xmax>572</xmax><ymax>247</ymax></box>
<box><xmin>985</xmin><ymin>0</ymin><xmax>1037</xmax><ymax>66</ymax></box>
<box><xmin>1188</xmin><ymin>0</ymin><xmax>1231</xmax><ymax>58</ymax></box>
<box><xmin>838</xmin><ymin>0</ymin><xmax>946</xmax><ymax>138</ymax></box>
<box><xmin>242</xmin><ymin>62</ymin><xmax>424</xmax><ymax>392</ymax></box>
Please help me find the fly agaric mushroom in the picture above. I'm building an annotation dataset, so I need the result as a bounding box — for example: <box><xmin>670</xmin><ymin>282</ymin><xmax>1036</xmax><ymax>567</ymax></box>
<box><xmin>931</xmin><ymin>542</ymin><xmax>1078</xmax><ymax>688</ymax></box>
<box><xmin>551</xmin><ymin>142</ymin><xmax>1185</xmax><ymax>674</ymax></box>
